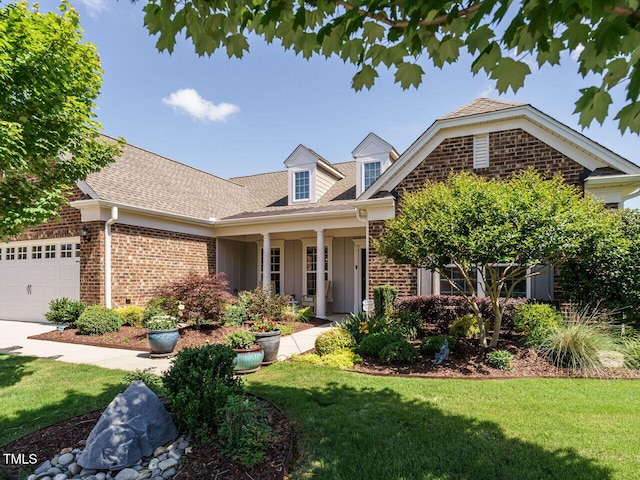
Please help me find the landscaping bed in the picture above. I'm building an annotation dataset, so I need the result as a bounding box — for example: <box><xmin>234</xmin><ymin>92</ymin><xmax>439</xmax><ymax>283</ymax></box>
<box><xmin>28</xmin><ymin>318</ymin><xmax>328</xmax><ymax>353</ymax></box>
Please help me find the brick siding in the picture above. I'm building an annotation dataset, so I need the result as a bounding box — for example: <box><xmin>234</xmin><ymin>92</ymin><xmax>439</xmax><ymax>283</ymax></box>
<box><xmin>368</xmin><ymin>128</ymin><xmax>587</xmax><ymax>298</ymax></box>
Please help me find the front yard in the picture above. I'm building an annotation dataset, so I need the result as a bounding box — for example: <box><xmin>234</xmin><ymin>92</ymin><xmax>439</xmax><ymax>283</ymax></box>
<box><xmin>2</xmin><ymin>355</ymin><xmax>639</xmax><ymax>479</ymax></box>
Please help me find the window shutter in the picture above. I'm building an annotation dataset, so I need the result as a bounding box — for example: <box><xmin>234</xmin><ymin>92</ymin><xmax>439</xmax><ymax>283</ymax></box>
<box><xmin>473</xmin><ymin>134</ymin><xmax>489</xmax><ymax>169</ymax></box>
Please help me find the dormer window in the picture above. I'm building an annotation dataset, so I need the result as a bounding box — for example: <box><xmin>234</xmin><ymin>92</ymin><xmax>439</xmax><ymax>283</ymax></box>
<box><xmin>363</xmin><ymin>161</ymin><xmax>381</xmax><ymax>190</ymax></box>
<box><xmin>294</xmin><ymin>171</ymin><xmax>310</xmax><ymax>201</ymax></box>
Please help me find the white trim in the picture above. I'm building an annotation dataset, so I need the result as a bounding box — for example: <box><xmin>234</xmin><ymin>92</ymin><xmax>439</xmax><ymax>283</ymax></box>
<box><xmin>352</xmin><ymin>238</ymin><xmax>366</xmax><ymax>312</ymax></box>
<box><xmin>256</xmin><ymin>239</ymin><xmax>285</xmax><ymax>295</ymax></box>
<box><xmin>301</xmin><ymin>237</ymin><xmax>332</xmax><ymax>299</ymax></box>
<box><xmin>473</xmin><ymin>134</ymin><xmax>489</xmax><ymax>169</ymax></box>
<box><xmin>434</xmin><ymin>264</ymin><xmax>531</xmax><ymax>298</ymax></box>
<box><xmin>362</xmin><ymin>160</ymin><xmax>382</xmax><ymax>192</ymax></box>
<box><xmin>352</xmin><ymin>132</ymin><xmax>399</xmax><ymax>159</ymax></box>
<box><xmin>76</xmin><ymin>180</ymin><xmax>99</xmax><ymax>199</ymax></box>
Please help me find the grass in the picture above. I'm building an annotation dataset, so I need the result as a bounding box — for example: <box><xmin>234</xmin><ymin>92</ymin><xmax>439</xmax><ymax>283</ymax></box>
<box><xmin>246</xmin><ymin>362</ymin><xmax>640</xmax><ymax>480</ymax></box>
<box><xmin>0</xmin><ymin>354</ymin><xmax>127</xmax><ymax>445</ymax></box>
<box><xmin>2</xmin><ymin>355</ymin><xmax>640</xmax><ymax>480</ymax></box>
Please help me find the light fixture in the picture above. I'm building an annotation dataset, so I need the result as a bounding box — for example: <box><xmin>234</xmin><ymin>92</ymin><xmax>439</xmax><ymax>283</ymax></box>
<box><xmin>81</xmin><ymin>225</ymin><xmax>90</xmax><ymax>242</ymax></box>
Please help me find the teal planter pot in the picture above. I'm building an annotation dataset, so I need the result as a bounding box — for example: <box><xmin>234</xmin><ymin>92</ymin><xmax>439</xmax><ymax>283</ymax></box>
<box><xmin>233</xmin><ymin>345</ymin><xmax>264</xmax><ymax>373</ymax></box>
<box><xmin>147</xmin><ymin>328</ymin><xmax>180</xmax><ymax>357</ymax></box>
<box><xmin>253</xmin><ymin>330</ymin><xmax>281</xmax><ymax>365</ymax></box>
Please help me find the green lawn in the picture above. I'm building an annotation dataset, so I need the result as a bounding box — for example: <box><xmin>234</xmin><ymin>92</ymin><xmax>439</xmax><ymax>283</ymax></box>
<box><xmin>0</xmin><ymin>354</ymin><xmax>127</xmax><ymax>445</ymax></box>
<box><xmin>246</xmin><ymin>363</ymin><xmax>640</xmax><ymax>480</ymax></box>
<box><xmin>2</xmin><ymin>355</ymin><xmax>639</xmax><ymax>480</ymax></box>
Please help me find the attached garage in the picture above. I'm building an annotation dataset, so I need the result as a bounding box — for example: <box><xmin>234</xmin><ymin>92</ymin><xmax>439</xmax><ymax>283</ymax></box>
<box><xmin>0</xmin><ymin>238</ymin><xmax>80</xmax><ymax>322</ymax></box>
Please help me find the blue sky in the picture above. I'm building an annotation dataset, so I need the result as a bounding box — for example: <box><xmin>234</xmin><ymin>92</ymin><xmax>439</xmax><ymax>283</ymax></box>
<box><xmin>63</xmin><ymin>1</ymin><xmax>640</xmax><ymax>205</ymax></box>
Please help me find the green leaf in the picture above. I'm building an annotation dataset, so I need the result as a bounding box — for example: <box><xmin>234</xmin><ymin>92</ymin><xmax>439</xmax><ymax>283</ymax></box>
<box><xmin>471</xmin><ymin>42</ymin><xmax>501</xmax><ymax>75</ymax></box>
<box><xmin>614</xmin><ymin>102</ymin><xmax>640</xmax><ymax>134</ymax></box>
<box><xmin>225</xmin><ymin>33</ymin><xmax>249</xmax><ymax>58</ymax></box>
<box><xmin>574</xmin><ymin>87</ymin><xmax>612</xmax><ymax>127</ymax></box>
<box><xmin>352</xmin><ymin>65</ymin><xmax>378</xmax><ymax>91</ymax></box>
<box><xmin>602</xmin><ymin>58</ymin><xmax>629</xmax><ymax>89</ymax></box>
<box><xmin>466</xmin><ymin>26</ymin><xmax>495</xmax><ymax>55</ymax></box>
<box><xmin>362</xmin><ymin>21</ymin><xmax>385</xmax><ymax>43</ymax></box>
<box><xmin>394</xmin><ymin>62</ymin><xmax>424</xmax><ymax>90</ymax></box>
<box><xmin>490</xmin><ymin>57</ymin><xmax>530</xmax><ymax>93</ymax></box>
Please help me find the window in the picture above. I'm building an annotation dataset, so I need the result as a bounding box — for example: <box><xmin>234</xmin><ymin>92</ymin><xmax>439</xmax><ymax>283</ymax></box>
<box><xmin>17</xmin><ymin>246</ymin><xmax>27</xmax><ymax>260</ymax></box>
<box><xmin>260</xmin><ymin>247</ymin><xmax>282</xmax><ymax>294</ymax></box>
<box><xmin>294</xmin><ymin>171</ymin><xmax>310</xmax><ymax>201</ymax></box>
<box><xmin>305</xmin><ymin>245</ymin><xmax>328</xmax><ymax>296</ymax></box>
<box><xmin>45</xmin><ymin>244</ymin><xmax>56</xmax><ymax>259</ymax></box>
<box><xmin>76</xmin><ymin>243</ymin><xmax>81</xmax><ymax>258</ymax></box>
<box><xmin>439</xmin><ymin>265</ymin><xmax>478</xmax><ymax>296</ymax></box>
<box><xmin>363</xmin><ymin>161</ymin><xmax>381</xmax><ymax>190</ymax></box>
<box><xmin>5</xmin><ymin>247</ymin><xmax>15</xmax><ymax>260</ymax></box>
<box><xmin>32</xmin><ymin>245</ymin><xmax>42</xmax><ymax>259</ymax></box>
<box><xmin>61</xmin><ymin>243</ymin><xmax>73</xmax><ymax>258</ymax></box>
<box><xmin>495</xmin><ymin>266</ymin><xmax>528</xmax><ymax>297</ymax></box>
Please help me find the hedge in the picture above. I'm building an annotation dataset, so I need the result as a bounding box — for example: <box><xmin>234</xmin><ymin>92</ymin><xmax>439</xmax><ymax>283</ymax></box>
<box><xmin>396</xmin><ymin>295</ymin><xmax>529</xmax><ymax>333</ymax></box>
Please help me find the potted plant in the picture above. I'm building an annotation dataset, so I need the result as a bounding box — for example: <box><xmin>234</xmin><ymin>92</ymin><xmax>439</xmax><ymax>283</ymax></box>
<box><xmin>250</xmin><ymin>318</ymin><xmax>281</xmax><ymax>365</ymax></box>
<box><xmin>226</xmin><ymin>330</ymin><xmax>264</xmax><ymax>373</ymax></box>
<box><xmin>146</xmin><ymin>314</ymin><xmax>179</xmax><ymax>357</ymax></box>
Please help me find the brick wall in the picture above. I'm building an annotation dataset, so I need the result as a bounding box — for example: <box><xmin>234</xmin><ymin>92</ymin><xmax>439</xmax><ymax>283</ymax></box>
<box><xmin>109</xmin><ymin>224</ymin><xmax>216</xmax><ymax>308</ymax></box>
<box><xmin>369</xmin><ymin>128</ymin><xmax>587</xmax><ymax>298</ymax></box>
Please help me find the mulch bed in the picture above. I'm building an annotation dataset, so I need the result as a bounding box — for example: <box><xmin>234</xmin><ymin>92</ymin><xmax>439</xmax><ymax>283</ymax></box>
<box><xmin>0</xmin><ymin>398</ymin><xmax>293</xmax><ymax>480</ymax></box>
<box><xmin>28</xmin><ymin>317</ymin><xmax>329</xmax><ymax>353</ymax></box>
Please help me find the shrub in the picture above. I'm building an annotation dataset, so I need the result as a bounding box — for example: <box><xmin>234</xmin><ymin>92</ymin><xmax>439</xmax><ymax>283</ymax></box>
<box><xmin>420</xmin><ymin>334</ymin><xmax>457</xmax><ymax>356</ymax></box>
<box><xmin>163</xmin><ymin>344</ymin><xmax>243</xmax><ymax>441</ymax></box>
<box><xmin>226</xmin><ymin>330</ymin><xmax>256</xmax><ymax>349</ymax></box>
<box><xmin>315</xmin><ymin>327</ymin><xmax>356</xmax><ymax>356</ymax></box>
<box><xmin>488</xmin><ymin>350</ymin><xmax>514</xmax><ymax>370</ymax></box>
<box><xmin>238</xmin><ymin>287</ymin><xmax>292</xmax><ymax>324</ymax></box>
<box><xmin>217</xmin><ymin>395</ymin><xmax>276</xmax><ymax>467</ymax></box>
<box><xmin>44</xmin><ymin>297</ymin><xmax>86</xmax><ymax>327</ymax></box>
<box><xmin>121</xmin><ymin>369</ymin><xmax>166</xmax><ymax>397</ymax></box>
<box><xmin>396</xmin><ymin>295</ymin><xmax>528</xmax><ymax>333</ymax></box>
<box><xmin>514</xmin><ymin>303</ymin><xmax>562</xmax><ymax>344</ymax></box>
<box><xmin>145</xmin><ymin>296</ymin><xmax>179</xmax><ymax>318</ymax></box>
<box><xmin>156</xmin><ymin>272</ymin><xmax>233</xmax><ymax>328</ymax></box>
<box><xmin>358</xmin><ymin>332</ymin><xmax>403</xmax><ymax>357</ymax></box>
<box><xmin>379</xmin><ymin>340</ymin><xmax>418</xmax><ymax>364</ymax></box>
<box><xmin>340</xmin><ymin>312</ymin><xmax>387</xmax><ymax>343</ymax></box>
<box><xmin>373</xmin><ymin>285</ymin><xmax>397</xmax><ymax>316</ymax></box>
<box><xmin>223</xmin><ymin>302</ymin><xmax>248</xmax><ymax>326</ymax></box>
<box><xmin>76</xmin><ymin>306</ymin><xmax>121</xmax><ymax>335</ymax></box>
<box><xmin>289</xmin><ymin>350</ymin><xmax>361</xmax><ymax>369</ymax></box>
<box><xmin>449</xmin><ymin>314</ymin><xmax>488</xmax><ymax>339</ymax></box>
<box><xmin>116</xmin><ymin>305</ymin><xmax>144</xmax><ymax>327</ymax></box>
<box><xmin>321</xmin><ymin>349</ymin><xmax>362</xmax><ymax>369</ymax></box>
<box><xmin>278</xmin><ymin>324</ymin><xmax>294</xmax><ymax>336</ymax></box>
<box><xmin>386</xmin><ymin>310</ymin><xmax>421</xmax><ymax>339</ymax></box>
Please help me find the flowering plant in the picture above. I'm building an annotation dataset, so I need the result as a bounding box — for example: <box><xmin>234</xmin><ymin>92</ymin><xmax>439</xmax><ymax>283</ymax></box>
<box><xmin>146</xmin><ymin>315</ymin><xmax>178</xmax><ymax>330</ymax></box>
<box><xmin>250</xmin><ymin>318</ymin><xmax>280</xmax><ymax>332</ymax></box>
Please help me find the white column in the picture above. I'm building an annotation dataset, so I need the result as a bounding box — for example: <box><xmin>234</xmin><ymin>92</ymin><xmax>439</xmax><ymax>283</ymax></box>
<box><xmin>262</xmin><ymin>233</ymin><xmax>271</xmax><ymax>292</ymax></box>
<box><xmin>315</xmin><ymin>228</ymin><xmax>326</xmax><ymax>318</ymax></box>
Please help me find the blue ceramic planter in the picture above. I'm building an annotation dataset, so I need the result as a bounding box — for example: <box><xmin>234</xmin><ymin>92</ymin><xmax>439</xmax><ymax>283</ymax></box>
<box><xmin>233</xmin><ymin>345</ymin><xmax>264</xmax><ymax>373</ymax></box>
<box><xmin>147</xmin><ymin>328</ymin><xmax>180</xmax><ymax>355</ymax></box>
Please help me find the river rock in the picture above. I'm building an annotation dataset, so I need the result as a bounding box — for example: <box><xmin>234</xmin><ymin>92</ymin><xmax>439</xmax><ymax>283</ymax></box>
<box><xmin>77</xmin><ymin>381</ymin><xmax>178</xmax><ymax>471</ymax></box>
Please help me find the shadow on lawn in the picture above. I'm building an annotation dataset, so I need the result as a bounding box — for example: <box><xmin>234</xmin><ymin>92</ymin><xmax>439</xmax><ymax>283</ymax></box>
<box><xmin>249</xmin><ymin>381</ymin><xmax>612</xmax><ymax>480</ymax></box>
<box><xmin>0</xmin><ymin>354</ymin><xmax>37</xmax><ymax>388</ymax></box>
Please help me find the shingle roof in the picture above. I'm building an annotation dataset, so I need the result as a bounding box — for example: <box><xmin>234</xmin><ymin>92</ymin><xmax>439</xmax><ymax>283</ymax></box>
<box><xmin>85</xmin><ymin>140</ymin><xmax>255</xmax><ymax>220</ymax></box>
<box><xmin>84</xmin><ymin>139</ymin><xmax>358</xmax><ymax>221</ymax></box>
<box><xmin>439</xmin><ymin>98</ymin><xmax>525</xmax><ymax>120</ymax></box>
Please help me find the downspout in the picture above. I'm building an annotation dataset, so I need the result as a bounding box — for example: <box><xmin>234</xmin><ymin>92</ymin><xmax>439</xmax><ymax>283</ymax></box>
<box><xmin>104</xmin><ymin>207</ymin><xmax>118</xmax><ymax>308</ymax></box>
<box><xmin>355</xmin><ymin>208</ymin><xmax>369</xmax><ymax>304</ymax></box>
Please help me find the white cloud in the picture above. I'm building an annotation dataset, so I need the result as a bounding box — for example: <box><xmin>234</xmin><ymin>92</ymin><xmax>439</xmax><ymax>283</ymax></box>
<box><xmin>162</xmin><ymin>89</ymin><xmax>240</xmax><ymax>122</ymax></box>
<box><xmin>478</xmin><ymin>83</ymin><xmax>498</xmax><ymax>98</ymax></box>
<box><xmin>77</xmin><ymin>0</ymin><xmax>107</xmax><ymax>16</ymax></box>
<box><xmin>571</xmin><ymin>44</ymin><xmax>585</xmax><ymax>62</ymax></box>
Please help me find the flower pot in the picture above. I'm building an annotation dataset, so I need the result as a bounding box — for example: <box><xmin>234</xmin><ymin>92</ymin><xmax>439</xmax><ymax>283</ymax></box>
<box><xmin>253</xmin><ymin>329</ymin><xmax>281</xmax><ymax>365</ymax></box>
<box><xmin>147</xmin><ymin>328</ymin><xmax>179</xmax><ymax>357</ymax></box>
<box><xmin>233</xmin><ymin>345</ymin><xmax>264</xmax><ymax>373</ymax></box>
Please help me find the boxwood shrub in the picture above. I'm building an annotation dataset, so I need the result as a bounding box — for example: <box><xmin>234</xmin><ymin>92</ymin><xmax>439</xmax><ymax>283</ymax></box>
<box><xmin>315</xmin><ymin>327</ymin><xmax>356</xmax><ymax>356</ymax></box>
<box><xmin>76</xmin><ymin>306</ymin><xmax>122</xmax><ymax>335</ymax></box>
<box><xmin>379</xmin><ymin>340</ymin><xmax>418</xmax><ymax>364</ymax></box>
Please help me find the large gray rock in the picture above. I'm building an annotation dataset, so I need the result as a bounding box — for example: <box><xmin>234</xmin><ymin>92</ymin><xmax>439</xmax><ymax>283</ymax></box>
<box><xmin>77</xmin><ymin>381</ymin><xmax>178</xmax><ymax>471</ymax></box>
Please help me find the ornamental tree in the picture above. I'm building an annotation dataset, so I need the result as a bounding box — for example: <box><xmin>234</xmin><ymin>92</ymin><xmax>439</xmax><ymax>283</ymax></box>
<box><xmin>140</xmin><ymin>0</ymin><xmax>640</xmax><ymax>133</ymax></box>
<box><xmin>377</xmin><ymin>169</ymin><xmax>610</xmax><ymax>348</ymax></box>
<box><xmin>0</xmin><ymin>1</ymin><xmax>122</xmax><ymax>241</ymax></box>
<box><xmin>560</xmin><ymin>208</ymin><xmax>640</xmax><ymax>325</ymax></box>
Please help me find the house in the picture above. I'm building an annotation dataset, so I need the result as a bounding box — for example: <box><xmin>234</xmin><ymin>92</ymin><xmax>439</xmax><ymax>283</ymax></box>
<box><xmin>2</xmin><ymin>98</ymin><xmax>640</xmax><ymax>322</ymax></box>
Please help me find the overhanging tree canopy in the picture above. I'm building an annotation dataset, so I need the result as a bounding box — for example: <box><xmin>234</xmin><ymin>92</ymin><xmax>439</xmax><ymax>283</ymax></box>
<box><xmin>0</xmin><ymin>1</ymin><xmax>122</xmax><ymax>241</ymax></box>
<box><xmin>140</xmin><ymin>0</ymin><xmax>640</xmax><ymax>133</ymax></box>
<box><xmin>377</xmin><ymin>169</ymin><xmax>610</xmax><ymax>347</ymax></box>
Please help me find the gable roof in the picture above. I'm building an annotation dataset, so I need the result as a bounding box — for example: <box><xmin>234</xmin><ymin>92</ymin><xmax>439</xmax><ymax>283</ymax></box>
<box><xmin>438</xmin><ymin>98</ymin><xmax>525</xmax><ymax>119</ymax></box>
<box><xmin>359</xmin><ymin>98</ymin><xmax>640</xmax><ymax>201</ymax></box>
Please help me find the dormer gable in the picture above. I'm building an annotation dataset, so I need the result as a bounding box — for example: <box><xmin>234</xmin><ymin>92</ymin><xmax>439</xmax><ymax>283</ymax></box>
<box><xmin>352</xmin><ymin>133</ymin><xmax>399</xmax><ymax>197</ymax></box>
<box><xmin>285</xmin><ymin>145</ymin><xmax>345</xmax><ymax>205</ymax></box>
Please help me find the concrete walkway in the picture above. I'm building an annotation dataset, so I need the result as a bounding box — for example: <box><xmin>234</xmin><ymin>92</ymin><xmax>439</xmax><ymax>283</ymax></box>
<box><xmin>0</xmin><ymin>316</ymin><xmax>343</xmax><ymax>374</ymax></box>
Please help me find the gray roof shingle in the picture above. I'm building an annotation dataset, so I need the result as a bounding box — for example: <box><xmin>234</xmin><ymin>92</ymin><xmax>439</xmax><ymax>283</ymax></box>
<box><xmin>439</xmin><ymin>98</ymin><xmax>525</xmax><ymax>120</ymax></box>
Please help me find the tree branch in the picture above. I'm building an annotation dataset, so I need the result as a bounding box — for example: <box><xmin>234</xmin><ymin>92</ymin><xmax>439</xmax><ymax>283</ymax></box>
<box><xmin>335</xmin><ymin>1</ymin><xmax>484</xmax><ymax>28</ymax></box>
<box><xmin>604</xmin><ymin>3</ymin><xmax>640</xmax><ymax>21</ymax></box>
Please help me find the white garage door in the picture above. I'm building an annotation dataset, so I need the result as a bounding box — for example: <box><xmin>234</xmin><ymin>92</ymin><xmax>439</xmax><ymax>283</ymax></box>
<box><xmin>0</xmin><ymin>238</ymin><xmax>80</xmax><ymax>322</ymax></box>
